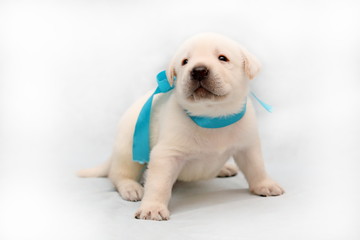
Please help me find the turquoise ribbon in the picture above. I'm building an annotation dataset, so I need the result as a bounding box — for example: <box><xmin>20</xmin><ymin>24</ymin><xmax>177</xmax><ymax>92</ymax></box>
<box><xmin>132</xmin><ymin>71</ymin><xmax>174</xmax><ymax>164</ymax></box>
<box><xmin>186</xmin><ymin>100</ymin><xmax>247</xmax><ymax>128</ymax></box>
<box><xmin>132</xmin><ymin>70</ymin><xmax>272</xmax><ymax>164</ymax></box>
<box><xmin>250</xmin><ymin>91</ymin><xmax>273</xmax><ymax>113</ymax></box>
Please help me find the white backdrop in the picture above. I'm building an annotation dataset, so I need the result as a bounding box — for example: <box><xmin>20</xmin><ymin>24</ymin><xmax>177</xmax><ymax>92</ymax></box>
<box><xmin>1</xmin><ymin>1</ymin><xmax>360</xmax><ymax>239</ymax></box>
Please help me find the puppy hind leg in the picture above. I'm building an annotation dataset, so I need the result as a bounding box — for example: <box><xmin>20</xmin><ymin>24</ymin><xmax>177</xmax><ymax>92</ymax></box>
<box><xmin>109</xmin><ymin>151</ymin><xmax>145</xmax><ymax>202</ymax></box>
<box><xmin>217</xmin><ymin>162</ymin><xmax>238</xmax><ymax>178</ymax></box>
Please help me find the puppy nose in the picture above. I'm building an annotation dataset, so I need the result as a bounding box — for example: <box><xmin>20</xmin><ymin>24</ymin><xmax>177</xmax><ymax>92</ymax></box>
<box><xmin>191</xmin><ymin>66</ymin><xmax>209</xmax><ymax>81</ymax></box>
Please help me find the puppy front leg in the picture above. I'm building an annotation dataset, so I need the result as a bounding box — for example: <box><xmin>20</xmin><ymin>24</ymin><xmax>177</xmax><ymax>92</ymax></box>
<box><xmin>234</xmin><ymin>146</ymin><xmax>284</xmax><ymax>196</ymax></box>
<box><xmin>135</xmin><ymin>147</ymin><xmax>184</xmax><ymax>221</ymax></box>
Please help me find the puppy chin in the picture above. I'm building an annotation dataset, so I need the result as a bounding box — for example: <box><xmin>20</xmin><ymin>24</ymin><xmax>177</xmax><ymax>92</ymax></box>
<box><xmin>176</xmin><ymin>90</ymin><xmax>245</xmax><ymax>117</ymax></box>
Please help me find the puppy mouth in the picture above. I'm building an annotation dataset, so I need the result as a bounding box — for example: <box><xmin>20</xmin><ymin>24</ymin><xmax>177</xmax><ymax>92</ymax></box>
<box><xmin>188</xmin><ymin>84</ymin><xmax>226</xmax><ymax>101</ymax></box>
<box><xmin>193</xmin><ymin>86</ymin><xmax>213</xmax><ymax>97</ymax></box>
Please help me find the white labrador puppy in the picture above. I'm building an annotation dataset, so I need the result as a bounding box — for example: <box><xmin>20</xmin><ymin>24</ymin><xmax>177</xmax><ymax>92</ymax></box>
<box><xmin>78</xmin><ymin>33</ymin><xmax>284</xmax><ymax>221</ymax></box>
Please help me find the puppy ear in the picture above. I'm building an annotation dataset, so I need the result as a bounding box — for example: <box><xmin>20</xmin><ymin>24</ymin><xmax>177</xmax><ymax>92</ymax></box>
<box><xmin>241</xmin><ymin>47</ymin><xmax>261</xmax><ymax>80</ymax></box>
<box><xmin>166</xmin><ymin>60</ymin><xmax>177</xmax><ymax>86</ymax></box>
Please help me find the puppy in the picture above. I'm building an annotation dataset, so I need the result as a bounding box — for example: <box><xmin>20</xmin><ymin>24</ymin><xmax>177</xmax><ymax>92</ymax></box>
<box><xmin>78</xmin><ymin>33</ymin><xmax>284</xmax><ymax>221</ymax></box>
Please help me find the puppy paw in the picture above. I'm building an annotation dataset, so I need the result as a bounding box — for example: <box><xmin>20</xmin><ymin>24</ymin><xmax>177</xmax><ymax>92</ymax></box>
<box><xmin>217</xmin><ymin>163</ymin><xmax>238</xmax><ymax>178</ymax></box>
<box><xmin>135</xmin><ymin>202</ymin><xmax>170</xmax><ymax>221</ymax></box>
<box><xmin>116</xmin><ymin>180</ymin><xmax>144</xmax><ymax>202</ymax></box>
<box><xmin>250</xmin><ymin>179</ymin><xmax>285</xmax><ymax>197</ymax></box>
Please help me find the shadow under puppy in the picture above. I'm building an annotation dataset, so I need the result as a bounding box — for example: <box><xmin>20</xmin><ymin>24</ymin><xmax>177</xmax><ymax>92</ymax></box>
<box><xmin>78</xmin><ymin>33</ymin><xmax>284</xmax><ymax>221</ymax></box>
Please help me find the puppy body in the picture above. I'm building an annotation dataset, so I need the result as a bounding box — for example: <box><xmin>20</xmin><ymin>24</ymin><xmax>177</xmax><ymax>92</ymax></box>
<box><xmin>79</xmin><ymin>33</ymin><xmax>284</xmax><ymax>221</ymax></box>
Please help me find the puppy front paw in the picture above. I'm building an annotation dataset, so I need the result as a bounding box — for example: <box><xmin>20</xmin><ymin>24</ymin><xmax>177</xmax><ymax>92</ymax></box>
<box><xmin>135</xmin><ymin>202</ymin><xmax>170</xmax><ymax>221</ymax></box>
<box><xmin>250</xmin><ymin>179</ymin><xmax>285</xmax><ymax>197</ymax></box>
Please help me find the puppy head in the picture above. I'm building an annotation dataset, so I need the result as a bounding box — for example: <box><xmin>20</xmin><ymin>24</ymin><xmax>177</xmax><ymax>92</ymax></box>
<box><xmin>167</xmin><ymin>33</ymin><xmax>261</xmax><ymax>117</ymax></box>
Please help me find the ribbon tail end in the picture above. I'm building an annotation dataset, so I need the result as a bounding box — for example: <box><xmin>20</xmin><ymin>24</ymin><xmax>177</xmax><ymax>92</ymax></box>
<box><xmin>265</xmin><ymin>105</ymin><xmax>273</xmax><ymax>113</ymax></box>
<box><xmin>132</xmin><ymin>159</ymin><xmax>147</xmax><ymax>165</ymax></box>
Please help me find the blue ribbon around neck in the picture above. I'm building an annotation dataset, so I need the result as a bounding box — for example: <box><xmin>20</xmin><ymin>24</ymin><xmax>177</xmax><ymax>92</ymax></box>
<box><xmin>132</xmin><ymin>70</ymin><xmax>272</xmax><ymax>164</ymax></box>
<box><xmin>186</xmin><ymin>101</ymin><xmax>247</xmax><ymax>128</ymax></box>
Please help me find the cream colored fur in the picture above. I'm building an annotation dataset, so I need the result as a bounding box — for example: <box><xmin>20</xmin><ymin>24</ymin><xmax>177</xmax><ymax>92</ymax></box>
<box><xmin>78</xmin><ymin>33</ymin><xmax>284</xmax><ymax>221</ymax></box>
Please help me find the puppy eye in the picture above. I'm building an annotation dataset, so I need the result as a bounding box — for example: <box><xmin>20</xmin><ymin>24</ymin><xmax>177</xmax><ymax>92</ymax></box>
<box><xmin>182</xmin><ymin>59</ymin><xmax>188</xmax><ymax>66</ymax></box>
<box><xmin>218</xmin><ymin>55</ymin><xmax>229</xmax><ymax>62</ymax></box>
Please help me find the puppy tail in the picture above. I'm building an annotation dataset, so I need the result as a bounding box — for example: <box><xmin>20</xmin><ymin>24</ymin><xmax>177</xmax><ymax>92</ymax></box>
<box><xmin>77</xmin><ymin>159</ymin><xmax>111</xmax><ymax>178</ymax></box>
